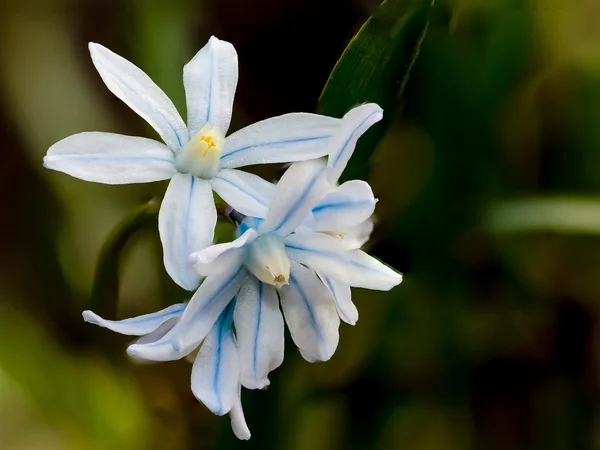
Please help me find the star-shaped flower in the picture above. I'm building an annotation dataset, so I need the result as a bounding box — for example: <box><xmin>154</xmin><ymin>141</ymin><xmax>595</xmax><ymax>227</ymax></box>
<box><xmin>44</xmin><ymin>37</ymin><xmax>342</xmax><ymax>290</ymax></box>
<box><xmin>80</xmin><ymin>103</ymin><xmax>401</xmax><ymax>440</ymax></box>
<box><xmin>125</xmin><ymin>103</ymin><xmax>401</xmax><ymax>369</ymax></box>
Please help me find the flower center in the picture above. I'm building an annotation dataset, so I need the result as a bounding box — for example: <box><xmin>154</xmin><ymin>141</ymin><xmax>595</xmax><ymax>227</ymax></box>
<box><xmin>175</xmin><ymin>124</ymin><xmax>224</xmax><ymax>179</ymax></box>
<box><xmin>244</xmin><ymin>234</ymin><xmax>290</xmax><ymax>288</ymax></box>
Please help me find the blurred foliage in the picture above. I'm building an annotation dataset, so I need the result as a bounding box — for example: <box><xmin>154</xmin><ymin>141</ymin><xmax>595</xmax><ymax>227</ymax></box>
<box><xmin>2</xmin><ymin>0</ymin><xmax>600</xmax><ymax>449</ymax></box>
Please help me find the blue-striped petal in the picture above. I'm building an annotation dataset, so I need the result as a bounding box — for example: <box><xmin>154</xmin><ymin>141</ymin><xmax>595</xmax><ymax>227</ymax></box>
<box><xmin>159</xmin><ymin>174</ymin><xmax>217</xmax><ymax>291</ymax></box>
<box><xmin>259</xmin><ymin>160</ymin><xmax>331</xmax><ymax>236</ymax></box>
<box><xmin>184</xmin><ymin>36</ymin><xmax>238</xmax><ymax>137</ymax></box>
<box><xmin>189</xmin><ymin>228</ymin><xmax>256</xmax><ymax>276</ymax></box>
<box><xmin>234</xmin><ymin>277</ymin><xmax>284</xmax><ymax>389</ymax></box>
<box><xmin>191</xmin><ymin>301</ymin><xmax>239</xmax><ymax>415</ymax></box>
<box><xmin>279</xmin><ymin>262</ymin><xmax>339</xmax><ymax>362</ymax></box>
<box><xmin>44</xmin><ymin>132</ymin><xmax>176</xmax><ymax>184</ymax></box>
<box><xmin>219</xmin><ymin>113</ymin><xmax>340</xmax><ymax>170</ymax></box>
<box><xmin>210</xmin><ymin>168</ymin><xmax>275</xmax><ymax>218</ymax></box>
<box><xmin>127</xmin><ymin>264</ymin><xmax>246</xmax><ymax>361</ymax></box>
<box><xmin>318</xmin><ymin>272</ymin><xmax>357</xmax><ymax>325</ymax></box>
<box><xmin>89</xmin><ymin>43</ymin><xmax>188</xmax><ymax>151</ymax></box>
<box><xmin>312</xmin><ymin>180</ymin><xmax>376</xmax><ymax>231</ymax></box>
<box><xmin>327</xmin><ymin>103</ymin><xmax>383</xmax><ymax>182</ymax></box>
<box><xmin>285</xmin><ymin>232</ymin><xmax>402</xmax><ymax>291</ymax></box>
<box><xmin>82</xmin><ymin>303</ymin><xmax>185</xmax><ymax>336</ymax></box>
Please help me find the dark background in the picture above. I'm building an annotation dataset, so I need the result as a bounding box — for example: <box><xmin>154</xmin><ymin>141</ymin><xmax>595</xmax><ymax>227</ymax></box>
<box><xmin>2</xmin><ymin>0</ymin><xmax>600</xmax><ymax>449</ymax></box>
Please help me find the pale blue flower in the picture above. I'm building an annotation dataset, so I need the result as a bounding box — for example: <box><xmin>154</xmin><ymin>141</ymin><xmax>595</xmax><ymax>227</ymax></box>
<box><xmin>81</xmin><ymin>103</ymin><xmax>400</xmax><ymax>440</ymax></box>
<box><xmin>44</xmin><ymin>36</ymin><xmax>342</xmax><ymax>291</ymax></box>
<box><xmin>126</xmin><ymin>103</ymin><xmax>399</xmax><ymax>365</ymax></box>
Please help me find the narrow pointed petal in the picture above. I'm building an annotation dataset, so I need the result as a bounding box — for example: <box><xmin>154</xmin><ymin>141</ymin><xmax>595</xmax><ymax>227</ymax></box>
<box><xmin>82</xmin><ymin>303</ymin><xmax>185</xmax><ymax>335</ymax></box>
<box><xmin>285</xmin><ymin>232</ymin><xmax>402</xmax><ymax>291</ymax></box>
<box><xmin>229</xmin><ymin>396</ymin><xmax>251</xmax><ymax>440</ymax></box>
<box><xmin>159</xmin><ymin>174</ymin><xmax>217</xmax><ymax>291</ymax></box>
<box><xmin>89</xmin><ymin>43</ymin><xmax>187</xmax><ymax>150</ymax></box>
<box><xmin>132</xmin><ymin>317</ymin><xmax>180</xmax><ymax>346</ymax></box>
<box><xmin>127</xmin><ymin>265</ymin><xmax>246</xmax><ymax>361</ymax></box>
<box><xmin>280</xmin><ymin>262</ymin><xmax>339</xmax><ymax>362</ymax></box>
<box><xmin>189</xmin><ymin>229</ymin><xmax>257</xmax><ymax>276</ymax></box>
<box><xmin>210</xmin><ymin>169</ymin><xmax>275</xmax><ymax>218</ymax></box>
<box><xmin>44</xmin><ymin>132</ymin><xmax>176</xmax><ymax>184</ymax></box>
<box><xmin>184</xmin><ymin>36</ymin><xmax>238</xmax><ymax>136</ymax></box>
<box><xmin>191</xmin><ymin>302</ymin><xmax>239</xmax><ymax>415</ymax></box>
<box><xmin>327</xmin><ymin>103</ymin><xmax>383</xmax><ymax>182</ymax></box>
<box><xmin>219</xmin><ymin>113</ymin><xmax>341</xmax><ymax>169</ymax></box>
<box><xmin>312</xmin><ymin>180</ymin><xmax>376</xmax><ymax>231</ymax></box>
<box><xmin>259</xmin><ymin>160</ymin><xmax>331</xmax><ymax>236</ymax></box>
<box><xmin>318</xmin><ymin>273</ymin><xmax>357</xmax><ymax>325</ymax></box>
<box><xmin>234</xmin><ymin>278</ymin><xmax>284</xmax><ymax>389</ymax></box>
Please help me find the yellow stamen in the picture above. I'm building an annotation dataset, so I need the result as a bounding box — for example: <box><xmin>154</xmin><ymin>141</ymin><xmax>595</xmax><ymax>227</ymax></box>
<box><xmin>274</xmin><ymin>274</ymin><xmax>285</xmax><ymax>283</ymax></box>
<box><xmin>199</xmin><ymin>135</ymin><xmax>217</xmax><ymax>155</ymax></box>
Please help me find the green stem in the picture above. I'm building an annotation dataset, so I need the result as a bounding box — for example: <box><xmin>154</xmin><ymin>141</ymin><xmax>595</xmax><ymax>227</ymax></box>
<box><xmin>90</xmin><ymin>198</ymin><xmax>160</xmax><ymax>318</ymax></box>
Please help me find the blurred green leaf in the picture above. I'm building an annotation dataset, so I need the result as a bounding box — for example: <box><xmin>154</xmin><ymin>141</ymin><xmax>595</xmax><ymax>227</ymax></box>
<box><xmin>91</xmin><ymin>199</ymin><xmax>160</xmax><ymax>318</ymax></box>
<box><xmin>0</xmin><ymin>306</ymin><xmax>152</xmax><ymax>449</ymax></box>
<box><xmin>317</xmin><ymin>0</ymin><xmax>435</xmax><ymax>181</ymax></box>
<box><xmin>485</xmin><ymin>196</ymin><xmax>600</xmax><ymax>235</ymax></box>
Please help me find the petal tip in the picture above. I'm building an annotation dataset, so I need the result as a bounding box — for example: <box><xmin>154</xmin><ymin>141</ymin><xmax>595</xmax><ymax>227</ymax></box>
<box><xmin>88</xmin><ymin>42</ymin><xmax>101</xmax><ymax>54</ymax></box>
<box><xmin>126</xmin><ymin>345</ymin><xmax>139</xmax><ymax>357</ymax></box>
<box><xmin>395</xmin><ymin>273</ymin><xmax>404</xmax><ymax>285</ymax></box>
<box><xmin>82</xmin><ymin>310</ymin><xmax>100</xmax><ymax>325</ymax></box>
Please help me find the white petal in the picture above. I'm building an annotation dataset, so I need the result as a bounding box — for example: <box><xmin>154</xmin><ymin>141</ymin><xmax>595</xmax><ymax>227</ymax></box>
<box><xmin>129</xmin><ymin>317</ymin><xmax>183</xmax><ymax>363</ymax></box>
<box><xmin>312</xmin><ymin>180</ymin><xmax>376</xmax><ymax>231</ymax></box>
<box><xmin>327</xmin><ymin>103</ymin><xmax>383</xmax><ymax>182</ymax></box>
<box><xmin>44</xmin><ymin>132</ymin><xmax>176</xmax><ymax>184</ymax></box>
<box><xmin>191</xmin><ymin>302</ymin><xmax>239</xmax><ymax>415</ymax></box>
<box><xmin>280</xmin><ymin>262</ymin><xmax>339</xmax><ymax>362</ymax></box>
<box><xmin>219</xmin><ymin>113</ymin><xmax>341</xmax><ymax>169</ymax></box>
<box><xmin>159</xmin><ymin>174</ymin><xmax>217</xmax><ymax>290</ymax></box>
<box><xmin>132</xmin><ymin>317</ymin><xmax>180</xmax><ymax>346</ymax></box>
<box><xmin>81</xmin><ymin>303</ymin><xmax>185</xmax><ymax>335</ymax></box>
<box><xmin>340</xmin><ymin>218</ymin><xmax>374</xmax><ymax>249</ymax></box>
<box><xmin>189</xmin><ymin>229</ymin><xmax>257</xmax><ymax>276</ymax></box>
<box><xmin>89</xmin><ymin>43</ymin><xmax>188</xmax><ymax>150</ymax></box>
<box><xmin>285</xmin><ymin>232</ymin><xmax>402</xmax><ymax>291</ymax></box>
<box><xmin>229</xmin><ymin>396</ymin><xmax>251</xmax><ymax>440</ymax></box>
<box><xmin>259</xmin><ymin>160</ymin><xmax>331</xmax><ymax>236</ymax></box>
<box><xmin>184</xmin><ymin>36</ymin><xmax>238</xmax><ymax>136</ymax></box>
<box><xmin>127</xmin><ymin>265</ymin><xmax>246</xmax><ymax>361</ymax></box>
<box><xmin>234</xmin><ymin>278</ymin><xmax>284</xmax><ymax>389</ymax></box>
<box><xmin>210</xmin><ymin>169</ymin><xmax>275</xmax><ymax>218</ymax></box>
<box><xmin>317</xmin><ymin>273</ymin><xmax>357</xmax><ymax>325</ymax></box>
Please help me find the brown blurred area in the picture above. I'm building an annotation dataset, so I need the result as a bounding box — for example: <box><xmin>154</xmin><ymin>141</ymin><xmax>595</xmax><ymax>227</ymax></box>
<box><xmin>2</xmin><ymin>0</ymin><xmax>600</xmax><ymax>449</ymax></box>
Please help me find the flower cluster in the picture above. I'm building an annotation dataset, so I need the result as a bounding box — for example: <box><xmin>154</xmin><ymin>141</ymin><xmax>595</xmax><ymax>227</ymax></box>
<box><xmin>44</xmin><ymin>36</ymin><xmax>402</xmax><ymax>440</ymax></box>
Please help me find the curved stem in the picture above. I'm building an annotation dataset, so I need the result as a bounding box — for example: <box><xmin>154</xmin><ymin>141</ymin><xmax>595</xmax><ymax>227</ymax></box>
<box><xmin>90</xmin><ymin>198</ymin><xmax>160</xmax><ymax>318</ymax></box>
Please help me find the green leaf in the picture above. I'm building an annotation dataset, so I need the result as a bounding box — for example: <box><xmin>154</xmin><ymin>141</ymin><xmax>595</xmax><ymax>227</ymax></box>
<box><xmin>485</xmin><ymin>196</ymin><xmax>600</xmax><ymax>235</ymax></box>
<box><xmin>90</xmin><ymin>199</ymin><xmax>160</xmax><ymax>318</ymax></box>
<box><xmin>317</xmin><ymin>0</ymin><xmax>435</xmax><ymax>180</ymax></box>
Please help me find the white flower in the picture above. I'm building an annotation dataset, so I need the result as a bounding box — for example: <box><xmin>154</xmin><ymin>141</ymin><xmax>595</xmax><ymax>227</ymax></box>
<box><xmin>80</xmin><ymin>103</ymin><xmax>400</xmax><ymax>440</ymax></box>
<box><xmin>44</xmin><ymin>36</ymin><xmax>342</xmax><ymax>291</ymax></box>
<box><xmin>122</xmin><ymin>103</ymin><xmax>401</xmax><ymax>368</ymax></box>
